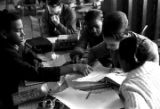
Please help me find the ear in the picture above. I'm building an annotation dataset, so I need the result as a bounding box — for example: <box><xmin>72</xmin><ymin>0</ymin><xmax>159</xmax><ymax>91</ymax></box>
<box><xmin>0</xmin><ymin>31</ymin><xmax>7</xmax><ymax>39</ymax></box>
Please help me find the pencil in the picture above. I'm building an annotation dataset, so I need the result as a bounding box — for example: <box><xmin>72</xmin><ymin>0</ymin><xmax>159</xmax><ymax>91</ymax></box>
<box><xmin>85</xmin><ymin>90</ymin><xmax>92</xmax><ymax>99</ymax></box>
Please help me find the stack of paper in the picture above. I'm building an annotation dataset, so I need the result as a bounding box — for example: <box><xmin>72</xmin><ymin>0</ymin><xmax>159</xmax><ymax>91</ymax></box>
<box><xmin>53</xmin><ymin>87</ymin><xmax>124</xmax><ymax>109</ymax></box>
<box><xmin>52</xmin><ymin>68</ymin><xmax>125</xmax><ymax>109</ymax></box>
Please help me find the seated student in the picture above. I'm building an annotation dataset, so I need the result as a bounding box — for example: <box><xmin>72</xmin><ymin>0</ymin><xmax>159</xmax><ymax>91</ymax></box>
<box><xmin>70</xmin><ymin>9</ymin><xmax>103</xmax><ymax>62</ymax></box>
<box><xmin>0</xmin><ymin>10</ymin><xmax>91</xmax><ymax>109</ymax></box>
<box><xmin>41</xmin><ymin>0</ymin><xmax>78</xmax><ymax>37</ymax></box>
<box><xmin>86</xmin><ymin>11</ymin><xmax>159</xmax><ymax>67</ymax></box>
<box><xmin>118</xmin><ymin>36</ymin><xmax>160</xmax><ymax>109</ymax></box>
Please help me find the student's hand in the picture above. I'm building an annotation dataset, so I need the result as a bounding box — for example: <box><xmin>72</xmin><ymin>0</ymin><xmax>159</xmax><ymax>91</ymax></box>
<box><xmin>108</xmin><ymin>68</ymin><xmax>123</xmax><ymax>73</ymax></box>
<box><xmin>51</xmin><ymin>15</ymin><xmax>60</xmax><ymax>26</ymax></box>
<box><xmin>60</xmin><ymin>64</ymin><xmax>93</xmax><ymax>76</ymax></box>
<box><xmin>72</xmin><ymin>64</ymin><xmax>93</xmax><ymax>76</ymax></box>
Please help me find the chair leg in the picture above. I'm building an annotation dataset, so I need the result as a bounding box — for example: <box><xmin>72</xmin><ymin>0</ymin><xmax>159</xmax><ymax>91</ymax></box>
<box><xmin>30</xmin><ymin>21</ymin><xmax>34</xmax><ymax>38</ymax></box>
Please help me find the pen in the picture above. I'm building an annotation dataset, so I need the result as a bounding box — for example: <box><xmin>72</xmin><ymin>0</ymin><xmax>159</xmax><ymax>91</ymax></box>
<box><xmin>85</xmin><ymin>90</ymin><xmax>92</xmax><ymax>99</ymax></box>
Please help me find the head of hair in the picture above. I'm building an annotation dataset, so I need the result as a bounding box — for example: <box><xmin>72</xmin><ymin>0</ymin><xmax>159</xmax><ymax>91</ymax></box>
<box><xmin>84</xmin><ymin>9</ymin><xmax>103</xmax><ymax>23</ymax></box>
<box><xmin>103</xmin><ymin>11</ymin><xmax>128</xmax><ymax>40</ymax></box>
<box><xmin>48</xmin><ymin>0</ymin><xmax>61</xmax><ymax>6</ymax></box>
<box><xmin>119</xmin><ymin>36</ymin><xmax>137</xmax><ymax>62</ymax></box>
<box><xmin>119</xmin><ymin>33</ymin><xmax>151</xmax><ymax>65</ymax></box>
<box><xmin>0</xmin><ymin>10</ymin><xmax>21</xmax><ymax>32</ymax></box>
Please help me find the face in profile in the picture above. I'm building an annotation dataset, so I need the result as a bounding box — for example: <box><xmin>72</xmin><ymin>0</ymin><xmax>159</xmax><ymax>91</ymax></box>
<box><xmin>6</xmin><ymin>19</ymin><xmax>25</xmax><ymax>45</ymax></box>
<box><xmin>87</xmin><ymin>19</ymin><xmax>103</xmax><ymax>37</ymax></box>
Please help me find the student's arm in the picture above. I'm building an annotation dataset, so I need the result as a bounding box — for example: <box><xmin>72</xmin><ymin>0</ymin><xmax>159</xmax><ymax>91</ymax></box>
<box><xmin>11</xmin><ymin>47</ymin><xmax>90</xmax><ymax>82</ymax></box>
<box><xmin>120</xmin><ymin>89</ymin><xmax>150</xmax><ymax>109</ymax></box>
<box><xmin>76</xmin><ymin>29</ymin><xmax>89</xmax><ymax>49</ymax></box>
<box><xmin>69</xmin><ymin>29</ymin><xmax>89</xmax><ymax>62</ymax></box>
<box><xmin>10</xmin><ymin>50</ymin><xmax>61</xmax><ymax>81</ymax></box>
<box><xmin>87</xmin><ymin>42</ymin><xmax>108</xmax><ymax>66</ymax></box>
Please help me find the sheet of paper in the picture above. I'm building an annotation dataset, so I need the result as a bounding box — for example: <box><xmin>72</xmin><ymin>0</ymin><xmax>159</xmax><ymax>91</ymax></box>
<box><xmin>73</xmin><ymin>65</ymin><xmax>126</xmax><ymax>85</ymax></box>
<box><xmin>53</xmin><ymin>87</ymin><xmax>124</xmax><ymax>109</ymax></box>
<box><xmin>104</xmin><ymin>72</ymin><xmax>127</xmax><ymax>85</ymax></box>
<box><xmin>74</xmin><ymin>71</ymin><xmax>107</xmax><ymax>82</ymax></box>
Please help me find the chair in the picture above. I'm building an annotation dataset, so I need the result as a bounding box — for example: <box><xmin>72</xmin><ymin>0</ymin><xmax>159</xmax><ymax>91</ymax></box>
<box><xmin>21</xmin><ymin>0</ymin><xmax>38</xmax><ymax>16</ymax></box>
<box><xmin>29</xmin><ymin>16</ymin><xmax>42</xmax><ymax>38</ymax></box>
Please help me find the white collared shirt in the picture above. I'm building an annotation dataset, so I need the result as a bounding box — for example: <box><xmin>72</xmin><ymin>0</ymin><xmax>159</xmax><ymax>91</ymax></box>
<box><xmin>120</xmin><ymin>61</ymin><xmax>160</xmax><ymax>109</ymax></box>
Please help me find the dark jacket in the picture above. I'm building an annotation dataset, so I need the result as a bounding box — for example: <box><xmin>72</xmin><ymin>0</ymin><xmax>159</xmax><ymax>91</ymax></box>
<box><xmin>0</xmin><ymin>37</ymin><xmax>61</xmax><ymax>109</ymax></box>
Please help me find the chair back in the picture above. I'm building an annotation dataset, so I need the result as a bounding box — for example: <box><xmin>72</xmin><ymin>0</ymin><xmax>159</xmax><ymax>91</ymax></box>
<box><xmin>29</xmin><ymin>16</ymin><xmax>43</xmax><ymax>38</ymax></box>
<box><xmin>21</xmin><ymin>0</ymin><xmax>37</xmax><ymax>16</ymax></box>
<box><xmin>141</xmin><ymin>25</ymin><xmax>148</xmax><ymax>36</ymax></box>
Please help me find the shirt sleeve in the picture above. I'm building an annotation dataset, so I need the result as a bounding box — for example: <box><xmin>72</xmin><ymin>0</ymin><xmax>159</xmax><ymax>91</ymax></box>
<box><xmin>76</xmin><ymin>29</ymin><xmax>88</xmax><ymax>49</ymax></box>
<box><xmin>87</xmin><ymin>42</ymin><xmax>108</xmax><ymax>66</ymax></box>
<box><xmin>120</xmin><ymin>87</ymin><xmax>150</xmax><ymax>109</ymax></box>
<box><xmin>10</xmin><ymin>50</ymin><xmax>61</xmax><ymax>82</ymax></box>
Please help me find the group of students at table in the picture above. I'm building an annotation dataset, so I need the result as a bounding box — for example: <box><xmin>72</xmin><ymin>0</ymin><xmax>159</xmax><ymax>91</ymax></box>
<box><xmin>0</xmin><ymin>0</ymin><xmax>160</xmax><ymax>108</ymax></box>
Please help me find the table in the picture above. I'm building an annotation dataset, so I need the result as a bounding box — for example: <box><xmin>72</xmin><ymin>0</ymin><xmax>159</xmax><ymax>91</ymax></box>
<box><xmin>54</xmin><ymin>87</ymin><xmax>123</xmax><ymax>109</ymax></box>
<box><xmin>19</xmin><ymin>37</ymin><xmax>124</xmax><ymax>109</ymax></box>
<box><xmin>18</xmin><ymin>37</ymin><xmax>71</xmax><ymax>109</ymax></box>
<box><xmin>51</xmin><ymin>69</ymin><xmax>124</xmax><ymax>109</ymax></box>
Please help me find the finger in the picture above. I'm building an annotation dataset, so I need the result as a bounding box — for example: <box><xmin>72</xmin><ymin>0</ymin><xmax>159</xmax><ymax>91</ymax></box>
<box><xmin>84</xmin><ymin>67</ymin><xmax>92</xmax><ymax>75</ymax></box>
<box><xmin>88</xmin><ymin>66</ymin><xmax>93</xmax><ymax>71</ymax></box>
<box><xmin>83</xmin><ymin>70</ymin><xmax>88</xmax><ymax>76</ymax></box>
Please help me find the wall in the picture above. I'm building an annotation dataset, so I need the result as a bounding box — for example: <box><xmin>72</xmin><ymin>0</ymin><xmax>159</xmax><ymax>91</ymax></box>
<box><xmin>101</xmin><ymin>0</ymin><xmax>160</xmax><ymax>40</ymax></box>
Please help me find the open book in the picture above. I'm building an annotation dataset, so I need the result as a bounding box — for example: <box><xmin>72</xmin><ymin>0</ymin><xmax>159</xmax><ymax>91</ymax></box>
<box><xmin>71</xmin><ymin>69</ymin><xmax>127</xmax><ymax>91</ymax></box>
<box><xmin>102</xmin><ymin>72</ymin><xmax>127</xmax><ymax>88</ymax></box>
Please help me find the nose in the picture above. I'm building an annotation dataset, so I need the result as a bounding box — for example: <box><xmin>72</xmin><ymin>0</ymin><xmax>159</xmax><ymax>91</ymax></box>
<box><xmin>20</xmin><ymin>29</ymin><xmax>25</xmax><ymax>38</ymax></box>
<box><xmin>21</xmin><ymin>29</ymin><xmax>25</xmax><ymax>36</ymax></box>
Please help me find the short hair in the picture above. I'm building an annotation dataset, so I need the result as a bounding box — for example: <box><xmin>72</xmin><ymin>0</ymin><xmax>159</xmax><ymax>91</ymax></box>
<box><xmin>119</xmin><ymin>36</ymin><xmax>137</xmax><ymax>62</ymax></box>
<box><xmin>48</xmin><ymin>0</ymin><xmax>61</xmax><ymax>6</ymax></box>
<box><xmin>84</xmin><ymin>9</ymin><xmax>103</xmax><ymax>23</ymax></box>
<box><xmin>103</xmin><ymin>11</ymin><xmax>128</xmax><ymax>40</ymax></box>
<box><xmin>0</xmin><ymin>10</ymin><xmax>21</xmax><ymax>31</ymax></box>
<box><xmin>119</xmin><ymin>34</ymin><xmax>151</xmax><ymax>64</ymax></box>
